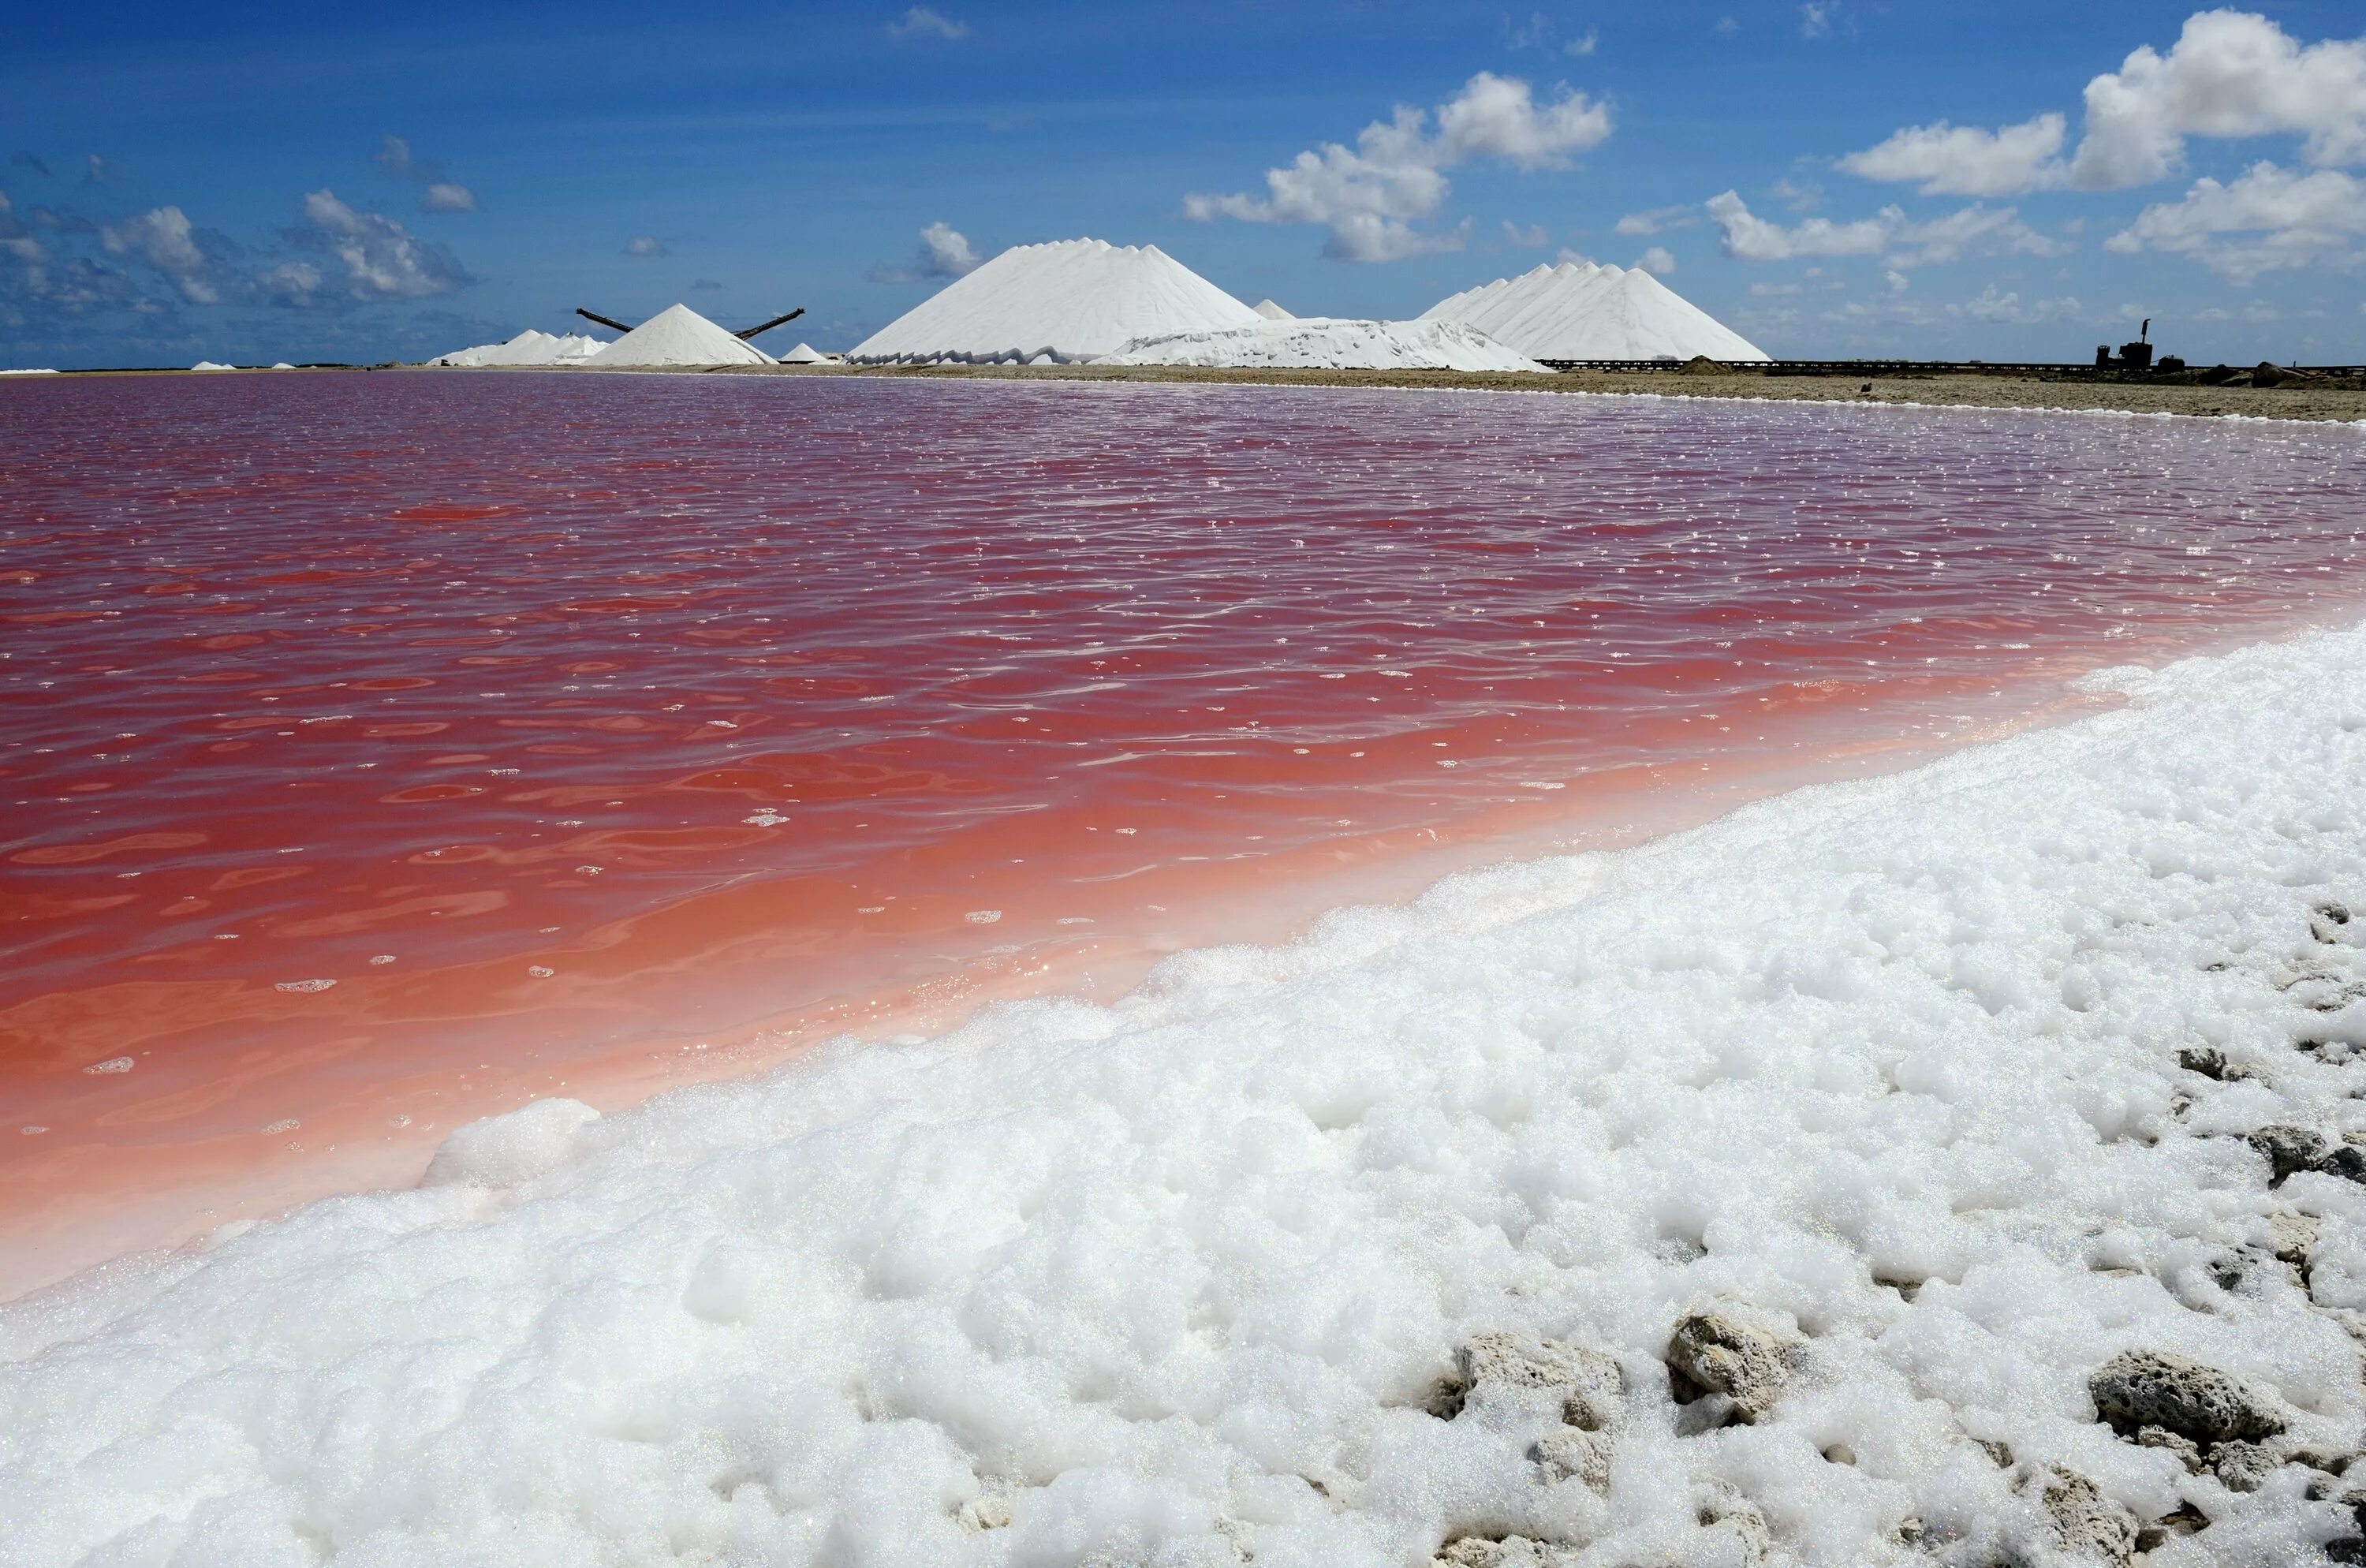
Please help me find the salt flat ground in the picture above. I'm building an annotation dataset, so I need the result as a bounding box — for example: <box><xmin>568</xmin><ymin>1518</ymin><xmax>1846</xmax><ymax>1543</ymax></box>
<box><xmin>6</xmin><ymin>614</ymin><xmax>2366</xmax><ymax>1563</ymax></box>
<box><xmin>701</xmin><ymin>361</ymin><xmax>2366</xmax><ymax>426</ymax></box>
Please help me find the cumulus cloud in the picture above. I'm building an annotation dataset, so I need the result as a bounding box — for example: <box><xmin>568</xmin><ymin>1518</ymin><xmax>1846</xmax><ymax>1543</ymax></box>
<box><xmin>100</xmin><ymin>206</ymin><xmax>237</xmax><ymax>304</ymax></box>
<box><xmin>1704</xmin><ymin>191</ymin><xmax>1888</xmax><ymax>259</ymax></box>
<box><xmin>84</xmin><ymin>155</ymin><xmax>107</xmax><ymax>184</ymax></box>
<box><xmin>377</xmin><ymin>135</ymin><xmax>478</xmax><ymax>215</ymax></box>
<box><xmin>2105</xmin><ymin>160</ymin><xmax>2366</xmax><ymax>282</ymax></box>
<box><xmin>1614</xmin><ymin>203</ymin><xmax>1696</xmax><ymax>237</ymax></box>
<box><xmin>1843</xmin><ymin>12</ymin><xmax>2366</xmax><ymax>200</ymax></box>
<box><xmin>886</xmin><ymin>6</ymin><xmax>968</xmax><ymax>40</ymax></box>
<box><xmin>294</xmin><ymin>189</ymin><xmax>470</xmax><ymax>299</ymax></box>
<box><xmin>2072</xmin><ymin>9</ymin><xmax>2366</xmax><ymax>189</ymax></box>
<box><xmin>1506</xmin><ymin>14</ymin><xmax>1597</xmax><ymax>57</ymax></box>
<box><xmin>1799</xmin><ymin>2</ymin><xmax>1837</xmax><ymax>39</ymax></box>
<box><xmin>1706</xmin><ymin>190</ymin><xmax>2068</xmax><ymax>267</ymax></box>
<box><xmin>1950</xmin><ymin>286</ymin><xmax>2085</xmax><ymax>323</ymax></box>
<box><xmin>1633</xmin><ymin>245</ymin><xmax>1676</xmax><ymax>274</ymax></box>
<box><xmin>1185</xmin><ymin>72</ymin><xmax>1610</xmax><ymax>262</ymax></box>
<box><xmin>625</xmin><ymin>235</ymin><xmax>668</xmax><ymax>257</ymax></box>
<box><xmin>1839</xmin><ymin>114</ymin><xmax>2069</xmax><ymax>196</ymax></box>
<box><xmin>1501</xmin><ymin>220</ymin><xmax>1548</xmax><ymax>247</ymax></box>
<box><xmin>868</xmin><ymin>222</ymin><xmax>983</xmax><ymax>284</ymax></box>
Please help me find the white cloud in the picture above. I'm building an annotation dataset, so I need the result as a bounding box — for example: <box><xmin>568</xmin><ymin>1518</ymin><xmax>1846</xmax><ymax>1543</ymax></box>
<box><xmin>1799</xmin><ymin>2</ymin><xmax>1836</xmax><ymax>39</ymax></box>
<box><xmin>1501</xmin><ymin>220</ymin><xmax>1548</xmax><ymax>247</ymax></box>
<box><xmin>1950</xmin><ymin>286</ymin><xmax>2085</xmax><ymax>323</ymax></box>
<box><xmin>298</xmin><ymin>189</ymin><xmax>469</xmax><ymax>299</ymax></box>
<box><xmin>1185</xmin><ymin>72</ymin><xmax>1610</xmax><ymax>262</ymax></box>
<box><xmin>1633</xmin><ymin>245</ymin><xmax>1675</xmax><ymax>274</ymax></box>
<box><xmin>2104</xmin><ymin>160</ymin><xmax>2366</xmax><ymax>282</ymax></box>
<box><xmin>2072</xmin><ymin>9</ymin><xmax>2366</xmax><ymax>189</ymax></box>
<box><xmin>1705</xmin><ymin>191</ymin><xmax>1887</xmax><ymax>259</ymax></box>
<box><xmin>1707</xmin><ymin>190</ymin><xmax>2068</xmax><ymax>268</ymax></box>
<box><xmin>886</xmin><ymin>6</ymin><xmax>969</xmax><ymax>41</ymax></box>
<box><xmin>1506</xmin><ymin>14</ymin><xmax>1596</xmax><ymax>57</ymax></box>
<box><xmin>1555</xmin><ymin>247</ymin><xmax>1595</xmax><ymax>265</ymax></box>
<box><xmin>99</xmin><ymin>206</ymin><xmax>225</xmax><ymax>304</ymax></box>
<box><xmin>1838</xmin><ymin>114</ymin><xmax>2069</xmax><ymax>196</ymax></box>
<box><xmin>917</xmin><ymin>221</ymin><xmax>980</xmax><ymax>276</ymax></box>
<box><xmin>625</xmin><ymin>235</ymin><xmax>668</xmax><ymax>257</ymax></box>
<box><xmin>868</xmin><ymin>221</ymin><xmax>986</xmax><ymax>283</ymax></box>
<box><xmin>1614</xmin><ymin>203</ymin><xmax>1696</xmax><ymax>237</ymax></box>
<box><xmin>378</xmin><ymin>135</ymin><xmax>477</xmax><ymax>215</ymax></box>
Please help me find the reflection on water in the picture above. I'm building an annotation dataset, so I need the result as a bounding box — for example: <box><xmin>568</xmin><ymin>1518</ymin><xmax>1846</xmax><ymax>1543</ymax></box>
<box><xmin>3</xmin><ymin>370</ymin><xmax>2363</xmax><ymax>1288</ymax></box>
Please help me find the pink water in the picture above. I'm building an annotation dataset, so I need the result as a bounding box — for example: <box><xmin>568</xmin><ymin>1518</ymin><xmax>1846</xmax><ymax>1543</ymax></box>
<box><xmin>4</xmin><ymin>370</ymin><xmax>2364</xmax><ymax>1291</ymax></box>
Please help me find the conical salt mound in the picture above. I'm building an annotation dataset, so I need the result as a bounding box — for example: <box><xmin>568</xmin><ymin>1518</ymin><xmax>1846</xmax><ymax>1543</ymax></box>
<box><xmin>850</xmin><ymin>238</ymin><xmax>1261</xmax><ymax>364</ymax></box>
<box><xmin>774</xmin><ymin>342</ymin><xmax>830</xmax><ymax>364</ymax></box>
<box><xmin>1252</xmin><ymin>299</ymin><xmax>1295</xmax><ymax>320</ymax></box>
<box><xmin>584</xmin><ymin>304</ymin><xmax>774</xmax><ymax>368</ymax></box>
<box><xmin>1423</xmin><ymin>260</ymin><xmax>1768</xmax><ymax>363</ymax></box>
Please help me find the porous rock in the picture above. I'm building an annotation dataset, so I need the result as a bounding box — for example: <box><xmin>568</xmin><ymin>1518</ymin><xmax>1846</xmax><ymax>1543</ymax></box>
<box><xmin>1666</xmin><ymin>1312</ymin><xmax>1793</xmax><ymax>1424</ymax></box>
<box><xmin>1435</xmin><ymin>1535</ymin><xmax>1578</xmax><ymax>1567</ymax></box>
<box><xmin>1528</xmin><ymin>1428</ymin><xmax>1612</xmax><ymax>1491</ymax></box>
<box><xmin>2041</xmin><ymin>1469</ymin><xmax>2140</xmax><ymax>1564</ymax></box>
<box><xmin>2089</xmin><ymin>1349</ymin><xmax>2287</xmax><ymax>1447</ymax></box>
<box><xmin>2250</xmin><ymin>1125</ymin><xmax>2329</xmax><ymax>1187</ymax></box>
<box><xmin>2134</xmin><ymin>1425</ymin><xmax>2204</xmax><ymax>1473</ymax></box>
<box><xmin>1432</xmin><ymin>1332</ymin><xmax>1621</xmax><ymax>1428</ymax></box>
<box><xmin>2212</xmin><ymin>1438</ymin><xmax>2281</xmax><ymax>1493</ymax></box>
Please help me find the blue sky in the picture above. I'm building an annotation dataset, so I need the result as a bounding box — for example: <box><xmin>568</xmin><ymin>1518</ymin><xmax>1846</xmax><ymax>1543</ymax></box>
<box><xmin>3</xmin><ymin>2</ymin><xmax>2361</xmax><ymax>368</ymax></box>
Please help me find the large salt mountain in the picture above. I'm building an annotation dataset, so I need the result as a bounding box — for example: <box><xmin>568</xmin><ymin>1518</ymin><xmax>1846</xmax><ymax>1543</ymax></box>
<box><xmin>584</xmin><ymin>304</ymin><xmax>774</xmax><ymax>368</ymax></box>
<box><xmin>1424</xmin><ymin>261</ymin><xmax>1770</xmax><ymax>363</ymax></box>
<box><xmin>850</xmin><ymin>239</ymin><xmax>1262</xmax><ymax>364</ymax></box>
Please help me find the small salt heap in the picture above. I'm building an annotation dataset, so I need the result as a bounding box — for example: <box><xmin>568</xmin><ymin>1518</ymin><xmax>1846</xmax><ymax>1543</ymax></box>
<box><xmin>582</xmin><ymin>304</ymin><xmax>774</xmax><ymax>368</ymax></box>
<box><xmin>190</xmin><ymin>360</ymin><xmax>235</xmax><ymax>371</ymax></box>
<box><xmin>1424</xmin><ymin>260</ymin><xmax>1769</xmax><ymax>363</ymax></box>
<box><xmin>1252</xmin><ymin>299</ymin><xmax>1295</xmax><ymax>320</ymax></box>
<box><xmin>850</xmin><ymin>238</ymin><xmax>1261</xmax><ymax>364</ymax></box>
<box><xmin>774</xmin><ymin>342</ymin><xmax>834</xmax><ymax>364</ymax></box>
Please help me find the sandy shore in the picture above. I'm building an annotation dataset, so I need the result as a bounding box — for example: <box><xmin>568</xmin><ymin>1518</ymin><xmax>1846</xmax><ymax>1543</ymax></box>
<box><xmin>703</xmin><ymin>360</ymin><xmax>2366</xmax><ymax>424</ymax></box>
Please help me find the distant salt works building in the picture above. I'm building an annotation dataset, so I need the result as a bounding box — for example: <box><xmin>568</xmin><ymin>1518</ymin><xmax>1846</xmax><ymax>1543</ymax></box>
<box><xmin>849</xmin><ymin>238</ymin><xmax>1263</xmax><ymax>364</ymax></box>
<box><xmin>1423</xmin><ymin>261</ymin><xmax>1769</xmax><ymax>364</ymax></box>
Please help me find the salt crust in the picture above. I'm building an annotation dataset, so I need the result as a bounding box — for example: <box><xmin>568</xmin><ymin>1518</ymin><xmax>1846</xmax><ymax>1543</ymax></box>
<box><xmin>9</xmin><ymin>625</ymin><xmax>2366</xmax><ymax>1562</ymax></box>
<box><xmin>1424</xmin><ymin>261</ymin><xmax>1771</xmax><ymax>364</ymax></box>
<box><xmin>1103</xmin><ymin>319</ymin><xmax>1547</xmax><ymax>374</ymax></box>
<box><xmin>849</xmin><ymin>238</ymin><xmax>1262</xmax><ymax>364</ymax></box>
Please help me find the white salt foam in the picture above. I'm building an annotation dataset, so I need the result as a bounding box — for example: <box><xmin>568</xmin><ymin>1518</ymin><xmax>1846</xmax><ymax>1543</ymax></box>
<box><xmin>584</xmin><ymin>304</ymin><xmax>774</xmax><ymax>368</ymax></box>
<box><xmin>850</xmin><ymin>238</ymin><xmax>1261</xmax><ymax>364</ymax></box>
<box><xmin>6</xmin><ymin>624</ymin><xmax>2366</xmax><ymax>1562</ymax></box>
<box><xmin>1104</xmin><ymin>318</ymin><xmax>1547</xmax><ymax>374</ymax></box>
<box><xmin>1425</xmin><ymin>261</ymin><xmax>1771</xmax><ymax>364</ymax></box>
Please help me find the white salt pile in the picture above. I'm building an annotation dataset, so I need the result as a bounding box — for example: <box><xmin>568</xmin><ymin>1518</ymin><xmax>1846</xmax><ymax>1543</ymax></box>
<box><xmin>0</xmin><ymin>368</ymin><xmax>58</xmax><ymax>375</ymax></box>
<box><xmin>188</xmin><ymin>360</ymin><xmax>234</xmax><ymax>371</ymax></box>
<box><xmin>9</xmin><ymin>623</ymin><xmax>2366</xmax><ymax>1564</ymax></box>
<box><xmin>774</xmin><ymin>342</ymin><xmax>834</xmax><ymax>364</ymax></box>
<box><xmin>1106</xmin><ymin>318</ymin><xmax>1547</xmax><ymax>373</ymax></box>
<box><xmin>850</xmin><ymin>237</ymin><xmax>1261</xmax><ymax>364</ymax></box>
<box><xmin>584</xmin><ymin>304</ymin><xmax>774</xmax><ymax>368</ymax></box>
<box><xmin>269</xmin><ymin>362</ymin><xmax>295</xmax><ymax>371</ymax></box>
<box><xmin>1253</xmin><ymin>299</ymin><xmax>1296</xmax><ymax>320</ymax></box>
<box><xmin>1425</xmin><ymin>260</ymin><xmax>1771</xmax><ymax>364</ymax></box>
<box><xmin>430</xmin><ymin>329</ymin><xmax>600</xmax><ymax>368</ymax></box>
